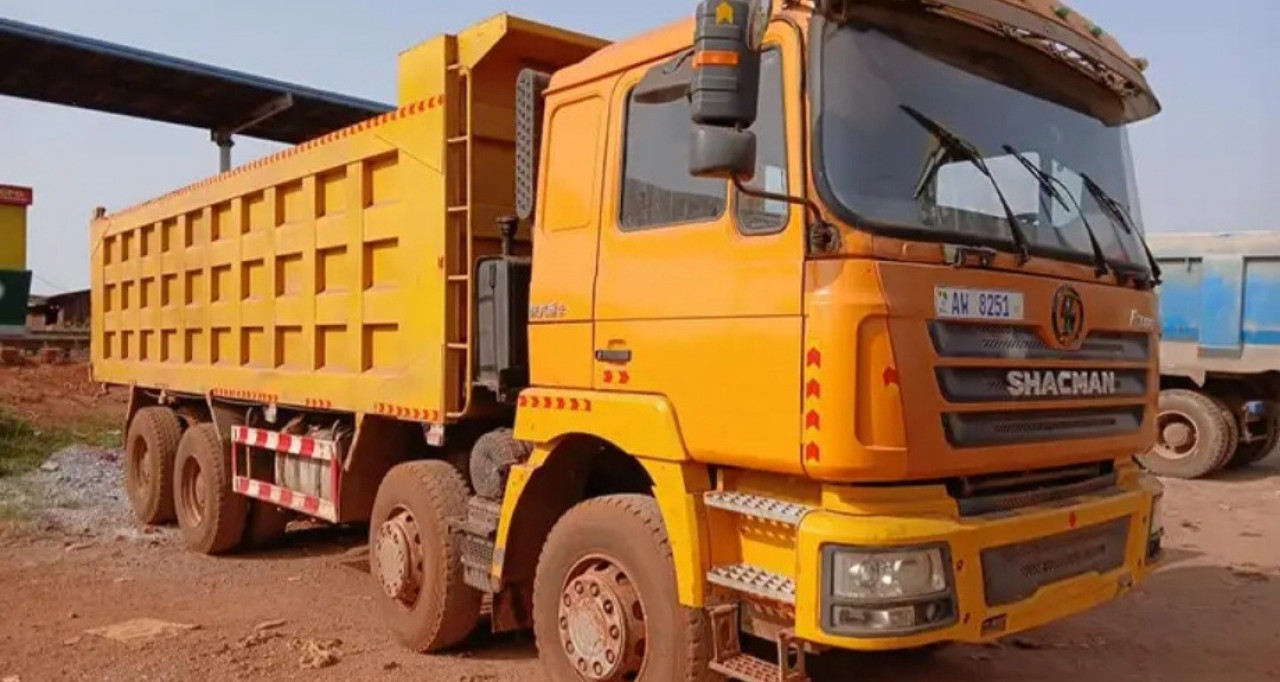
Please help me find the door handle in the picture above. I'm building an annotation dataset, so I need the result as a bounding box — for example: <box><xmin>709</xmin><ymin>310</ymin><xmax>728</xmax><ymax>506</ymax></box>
<box><xmin>594</xmin><ymin>349</ymin><xmax>632</xmax><ymax>363</ymax></box>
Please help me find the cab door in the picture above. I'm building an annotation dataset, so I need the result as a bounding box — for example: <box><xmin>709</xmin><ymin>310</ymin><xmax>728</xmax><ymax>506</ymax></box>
<box><xmin>592</xmin><ymin>41</ymin><xmax>806</xmax><ymax>474</ymax></box>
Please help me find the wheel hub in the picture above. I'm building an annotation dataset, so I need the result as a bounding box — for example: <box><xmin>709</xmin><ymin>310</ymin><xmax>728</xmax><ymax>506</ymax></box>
<box><xmin>1156</xmin><ymin>411</ymin><xmax>1198</xmax><ymax>460</ymax></box>
<box><xmin>1163</xmin><ymin>422</ymin><xmax>1194</xmax><ymax>449</ymax></box>
<box><xmin>374</xmin><ymin>512</ymin><xmax>420</xmax><ymax>602</ymax></box>
<box><xmin>558</xmin><ymin>558</ymin><xmax>646</xmax><ymax>681</ymax></box>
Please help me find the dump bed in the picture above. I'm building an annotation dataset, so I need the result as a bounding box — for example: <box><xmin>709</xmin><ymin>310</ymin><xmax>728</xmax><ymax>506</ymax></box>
<box><xmin>90</xmin><ymin>14</ymin><xmax>605</xmax><ymax>420</ymax></box>
<box><xmin>1150</xmin><ymin>231</ymin><xmax>1280</xmax><ymax>380</ymax></box>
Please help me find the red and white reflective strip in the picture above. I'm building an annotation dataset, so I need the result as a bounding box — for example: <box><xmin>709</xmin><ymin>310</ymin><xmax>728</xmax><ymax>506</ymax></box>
<box><xmin>232</xmin><ymin>477</ymin><xmax>337</xmax><ymax>522</ymax></box>
<box><xmin>230</xmin><ymin>426</ymin><xmax>336</xmax><ymax>462</ymax></box>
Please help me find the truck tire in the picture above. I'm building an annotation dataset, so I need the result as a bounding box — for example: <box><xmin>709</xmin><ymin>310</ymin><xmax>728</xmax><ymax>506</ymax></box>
<box><xmin>1207</xmin><ymin>394</ymin><xmax>1240</xmax><ymax>473</ymax></box>
<box><xmin>469</xmin><ymin>428</ymin><xmax>532</xmax><ymax>500</ymax></box>
<box><xmin>123</xmin><ymin>406</ymin><xmax>183</xmax><ymax>525</ymax></box>
<box><xmin>532</xmin><ymin>494</ymin><xmax>712</xmax><ymax>682</ymax></box>
<box><xmin>1139</xmin><ymin>389</ymin><xmax>1232</xmax><ymax>479</ymax></box>
<box><xmin>173</xmin><ymin>423</ymin><xmax>249</xmax><ymax>555</ymax></box>
<box><xmin>370</xmin><ymin>460</ymin><xmax>482</xmax><ymax>652</ymax></box>
<box><xmin>1228</xmin><ymin>414</ymin><xmax>1280</xmax><ymax>468</ymax></box>
<box><xmin>243</xmin><ymin>500</ymin><xmax>292</xmax><ymax>549</ymax></box>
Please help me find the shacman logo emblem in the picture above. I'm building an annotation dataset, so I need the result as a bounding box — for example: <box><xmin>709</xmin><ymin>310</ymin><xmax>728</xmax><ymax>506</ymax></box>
<box><xmin>1051</xmin><ymin>284</ymin><xmax>1085</xmax><ymax>348</ymax></box>
<box><xmin>715</xmin><ymin>1</ymin><xmax>735</xmax><ymax>24</ymax></box>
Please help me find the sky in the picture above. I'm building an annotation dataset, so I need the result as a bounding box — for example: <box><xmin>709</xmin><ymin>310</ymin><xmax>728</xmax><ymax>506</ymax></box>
<box><xmin>0</xmin><ymin>0</ymin><xmax>1276</xmax><ymax>295</ymax></box>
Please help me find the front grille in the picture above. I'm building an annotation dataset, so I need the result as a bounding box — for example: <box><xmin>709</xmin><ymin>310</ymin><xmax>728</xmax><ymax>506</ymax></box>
<box><xmin>936</xmin><ymin>367</ymin><xmax>1148</xmax><ymax>403</ymax></box>
<box><xmin>944</xmin><ymin>407</ymin><xmax>1144</xmax><ymax>448</ymax></box>
<box><xmin>930</xmin><ymin>322</ymin><xmax>1150</xmax><ymax>362</ymax></box>
<box><xmin>981</xmin><ymin>517</ymin><xmax>1131</xmax><ymax>607</ymax></box>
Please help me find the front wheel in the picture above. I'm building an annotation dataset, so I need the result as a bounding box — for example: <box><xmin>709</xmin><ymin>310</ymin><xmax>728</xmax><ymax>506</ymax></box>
<box><xmin>1138</xmin><ymin>389</ymin><xmax>1232</xmax><ymax>479</ymax></box>
<box><xmin>369</xmin><ymin>460</ymin><xmax>482</xmax><ymax>652</ymax></box>
<box><xmin>533</xmin><ymin>494</ymin><xmax>712</xmax><ymax>682</ymax></box>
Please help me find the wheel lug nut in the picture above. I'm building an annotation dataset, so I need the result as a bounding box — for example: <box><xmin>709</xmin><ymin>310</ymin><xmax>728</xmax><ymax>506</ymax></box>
<box><xmin>609</xmin><ymin>625</ymin><xmax>620</xmax><ymax>639</ymax></box>
<box><xmin>560</xmin><ymin>617</ymin><xmax>568</xmax><ymax>630</ymax></box>
<box><xmin>603</xmin><ymin>600</ymin><xmax>614</xmax><ymax>614</ymax></box>
<box><xmin>575</xmin><ymin>582</ymin><xmax>585</xmax><ymax>595</ymax></box>
<box><xmin>589</xmin><ymin>584</ymin><xmax>600</xmax><ymax>597</ymax></box>
<box><xmin>577</xmin><ymin>658</ymin><xmax>587</xmax><ymax>671</ymax></box>
<box><xmin>606</xmin><ymin>650</ymin><xmax>616</xmax><ymax>664</ymax></box>
<box><xmin>593</xmin><ymin>662</ymin><xmax>604</xmax><ymax>676</ymax></box>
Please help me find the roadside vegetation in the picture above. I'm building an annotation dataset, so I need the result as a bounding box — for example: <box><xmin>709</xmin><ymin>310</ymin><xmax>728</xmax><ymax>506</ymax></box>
<box><xmin>0</xmin><ymin>407</ymin><xmax>119</xmax><ymax>477</ymax></box>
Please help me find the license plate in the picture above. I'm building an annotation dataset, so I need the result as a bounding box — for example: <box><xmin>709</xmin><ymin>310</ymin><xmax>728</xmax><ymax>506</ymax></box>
<box><xmin>935</xmin><ymin>287</ymin><xmax>1024</xmax><ymax>321</ymax></box>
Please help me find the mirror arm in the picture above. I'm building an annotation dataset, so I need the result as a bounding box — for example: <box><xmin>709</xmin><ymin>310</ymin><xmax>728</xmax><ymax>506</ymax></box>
<box><xmin>730</xmin><ymin>175</ymin><xmax>839</xmax><ymax>254</ymax></box>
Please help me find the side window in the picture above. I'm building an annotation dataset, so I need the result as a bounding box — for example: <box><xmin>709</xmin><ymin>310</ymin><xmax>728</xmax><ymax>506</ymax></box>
<box><xmin>619</xmin><ymin>87</ymin><xmax>726</xmax><ymax>230</ymax></box>
<box><xmin>736</xmin><ymin>49</ymin><xmax>788</xmax><ymax>234</ymax></box>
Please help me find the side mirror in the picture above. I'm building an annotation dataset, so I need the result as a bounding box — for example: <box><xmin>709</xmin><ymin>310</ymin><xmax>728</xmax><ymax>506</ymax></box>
<box><xmin>690</xmin><ymin>125</ymin><xmax>757</xmax><ymax>180</ymax></box>
<box><xmin>690</xmin><ymin>0</ymin><xmax>765</xmax><ymax>128</ymax></box>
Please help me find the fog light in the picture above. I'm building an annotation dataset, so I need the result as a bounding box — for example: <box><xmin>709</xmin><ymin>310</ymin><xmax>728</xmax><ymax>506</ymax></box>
<box><xmin>833</xmin><ymin>605</ymin><xmax>916</xmax><ymax>631</ymax></box>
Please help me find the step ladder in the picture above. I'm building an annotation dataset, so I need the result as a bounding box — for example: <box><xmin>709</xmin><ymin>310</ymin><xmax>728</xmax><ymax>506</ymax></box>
<box><xmin>703</xmin><ymin>491</ymin><xmax>815</xmax><ymax>682</ymax></box>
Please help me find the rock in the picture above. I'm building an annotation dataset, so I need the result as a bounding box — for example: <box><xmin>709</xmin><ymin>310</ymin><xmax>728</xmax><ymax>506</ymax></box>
<box><xmin>113</xmin><ymin>577</ymin><xmax>133</xmax><ymax>585</ymax></box>
<box><xmin>382</xmin><ymin>661</ymin><xmax>400</xmax><ymax>671</ymax></box>
<box><xmin>1180</xmin><ymin>520</ymin><xmax>1200</xmax><ymax>531</ymax></box>
<box><xmin>63</xmin><ymin>636</ymin><xmax>81</xmax><ymax>646</ymax></box>
<box><xmin>254</xmin><ymin>619</ymin><xmax>287</xmax><ymax>633</ymax></box>
<box><xmin>64</xmin><ymin>541</ymin><xmax>94</xmax><ymax>552</ymax></box>
<box><xmin>85</xmin><ymin>618</ymin><xmax>199</xmax><ymax>646</ymax></box>
<box><xmin>68</xmin><ymin>612</ymin><xmax>79</xmax><ymax>620</ymax></box>
<box><xmin>238</xmin><ymin>630</ymin><xmax>280</xmax><ymax>650</ymax></box>
<box><xmin>298</xmin><ymin>639</ymin><xmax>342</xmax><ymax>669</ymax></box>
<box><xmin>1010</xmin><ymin>637</ymin><xmax>1047</xmax><ymax>650</ymax></box>
<box><xmin>286</xmin><ymin>576</ymin><xmax>302</xmax><ymax>583</ymax></box>
<box><xmin>40</xmin><ymin>461</ymin><xmax>60</xmax><ymax>472</ymax></box>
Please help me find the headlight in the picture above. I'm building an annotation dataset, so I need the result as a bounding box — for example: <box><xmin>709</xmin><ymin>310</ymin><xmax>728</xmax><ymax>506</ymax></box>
<box><xmin>831</xmin><ymin>547</ymin><xmax>948</xmax><ymax>601</ymax></box>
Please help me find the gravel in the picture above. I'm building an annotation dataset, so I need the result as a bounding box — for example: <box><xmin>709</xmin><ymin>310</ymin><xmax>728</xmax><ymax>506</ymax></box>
<box><xmin>0</xmin><ymin>445</ymin><xmax>177</xmax><ymax>544</ymax></box>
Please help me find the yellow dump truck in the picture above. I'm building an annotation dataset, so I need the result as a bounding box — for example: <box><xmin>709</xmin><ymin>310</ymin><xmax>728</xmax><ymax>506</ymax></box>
<box><xmin>93</xmin><ymin>1</ymin><xmax>1167</xmax><ymax>679</ymax></box>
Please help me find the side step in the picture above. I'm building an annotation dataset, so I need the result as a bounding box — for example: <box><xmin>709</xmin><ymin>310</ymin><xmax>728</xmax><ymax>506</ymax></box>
<box><xmin>703</xmin><ymin>491</ymin><xmax>813</xmax><ymax>526</ymax></box>
<box><xmin>707</xmin><ymin>564</ymin><xmax>797</xmax><ymax>605</ymax></box>
<box><xmin>708</xmin><ymin>604</ymin><xmax>809</xmax><ymax>682</ymax></box>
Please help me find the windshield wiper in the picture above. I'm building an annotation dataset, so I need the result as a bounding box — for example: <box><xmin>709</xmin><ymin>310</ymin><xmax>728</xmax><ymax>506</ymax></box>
<box><xmin>1078</xmin><ymin>173</ymin><xmax>1163</xmax><ymax>285</ymax></box>
<box><xmin>899</xmin><ymin>105</ymin><xmax>1032</xmax><ymax>264</ymax></box>
<box><xmin>1003</xmin><ymin>144</ymin><xmax>1110</xmax><ymax>278</ymax></box>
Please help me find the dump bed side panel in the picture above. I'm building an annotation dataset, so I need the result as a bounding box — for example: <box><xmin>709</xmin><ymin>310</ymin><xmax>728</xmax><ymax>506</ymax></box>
<box><xmin>91</xmin><ymin>49</ymin><xmax>455</xmax><ymax>420</ymax></box>
<box><xmin>1150</xmin><ymin>232</ymin><xmax>1280</xmax><ymax>379</ymax></box>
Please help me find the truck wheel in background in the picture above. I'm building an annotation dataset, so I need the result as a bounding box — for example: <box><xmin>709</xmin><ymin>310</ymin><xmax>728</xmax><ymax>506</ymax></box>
<box><xmin>123</xmin><ymin>406</ymin><xmax>183</xmax><ymax>525</ymax></box>
<box><xmin>1206</xmin><ymin>394</ymin><xmax>1241</xmax><ymax>473</ymax></box>
<box><xmin>173</xmin><ymin>423</ymin><xmax>249</xmax><ymax>555</ymax></box>
<box><xmin>469</xmin><ymin>428</ymin><xmax>533</xmax><ymax>500</ymax></box>
<box><xmin>369</xmin><ymin>460</ymin><xmax>482</xmax><ymax>652</ymax></box>
<box><xmin>1139</xmin><ymin>389</ymin><xmax>1233</xmax><ymax>479</ymax></box>
<box><xmin>242</xmin><ymin>501</ymin><xmax>293</xmax><ymax>549</ymax></box>
<box><xmin>1228</xmin><ymin>413</ymin><xmax>1280</xmax><ymax>468</ymax></box>
<box><xmin>532</xmin><ymin>495</ymin><xmax>712</xmax><ymax>682</ymax></box>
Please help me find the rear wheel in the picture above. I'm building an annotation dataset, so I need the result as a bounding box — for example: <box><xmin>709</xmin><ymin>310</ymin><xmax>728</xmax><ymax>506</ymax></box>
<box><xmin>1206</xmin><ymin>394</ymin><xmax>1240</xmax><ymax>473</ymax></box>
<box><xmin>123</xmin><ymin>407</ymin><xmax>183</xmax><ymax>525</ymax></box>
<box><xmin>370</xmin><ymin>460</ymin><xmax>482</xmax><ymax>652</ymax></box>
<box><xmin>1229</xmin><ymin>412</ymin><xmax>1280</xmax><ymax>468</ymax></box>
<box><xmin>173</xmin><ymin>423</ymin><xmax>248</xmax><ymax>554</ymax></box>
<box><xmin>1139</xmin><ymin>389</ymin><xmax>1232</xmax><ymax>479</ymax></box>
<box><xmin>243</xmin><ymin>500</ymin><xmax>292</xmax><ymax>548</ymax></box>
<box><xmin>532</xmin><ymin>494</ymin><xmax>712</xmax><ymax>682</ymax></box>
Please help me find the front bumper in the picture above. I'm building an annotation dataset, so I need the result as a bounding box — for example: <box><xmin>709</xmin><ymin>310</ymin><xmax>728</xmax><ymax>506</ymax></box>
<box><xmin>791</xmin><ymin>472</ymin><xmax>1163</xmax><ymax>650</ymax></box>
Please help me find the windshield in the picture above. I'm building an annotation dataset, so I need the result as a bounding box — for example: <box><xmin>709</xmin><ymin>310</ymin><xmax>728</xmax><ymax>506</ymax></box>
<box><xmin>815</xmin><ymin>21</ymin><xmax>1151</xmax><ymax>272</ymax></box>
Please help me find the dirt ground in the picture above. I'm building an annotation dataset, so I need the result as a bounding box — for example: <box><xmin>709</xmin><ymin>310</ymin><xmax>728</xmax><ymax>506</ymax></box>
<box><xmin>0</xmin><ymin>365</ymin><xmax>1276</xmax><ymax>681</ymax></box>
<box><xmin>0</xmin><ymin>454</ymin><xmax>1275</xmax><ymax>682</ymax></box>
<box><xmin>0</xmin><ymin>363</ymin><xmax>125</xmax><ymax>429</ymax></box>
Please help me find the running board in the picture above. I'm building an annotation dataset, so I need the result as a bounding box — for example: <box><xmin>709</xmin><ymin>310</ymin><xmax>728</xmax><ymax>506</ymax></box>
<box><xmin>703</xmin><ymin>491</ymin><xmax>812</xmax><ymax>526</ymax></box>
